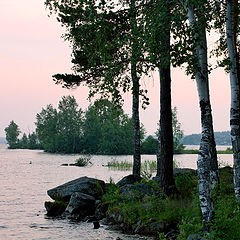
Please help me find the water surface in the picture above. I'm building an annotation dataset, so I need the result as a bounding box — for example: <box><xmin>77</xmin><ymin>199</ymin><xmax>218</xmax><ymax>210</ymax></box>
<box><xmin>0</xmin><ymin>144</ymin><xmax>233</xmax><ymax>240</ymax></box>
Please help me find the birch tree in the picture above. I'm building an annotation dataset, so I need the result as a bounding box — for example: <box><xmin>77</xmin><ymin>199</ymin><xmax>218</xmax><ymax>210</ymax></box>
<box><xmin>226</xmin><ymin>0</ymin><xmax>240</xmax><ymax>203</ymax></box>
<box><xmin>178</xmin><ymin>0</ymin><xmax>219</xmax><ymax>230</ymax></box>
<box><xmin>212</xmin><ymin>0</ymin><xmax>240</xmax><ymax>203</ymax></box>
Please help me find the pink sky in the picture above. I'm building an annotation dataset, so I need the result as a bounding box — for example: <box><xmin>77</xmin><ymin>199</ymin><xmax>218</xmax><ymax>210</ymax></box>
<box><xmin>0</xmin><ymin>0</ymin><xmax>231</xmax><ymax>137</ymax></box>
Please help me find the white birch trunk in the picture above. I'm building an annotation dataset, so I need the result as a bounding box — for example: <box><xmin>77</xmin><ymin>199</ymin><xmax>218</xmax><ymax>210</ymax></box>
<box><xmin>226</xmin><ymin>0</ymin><xmax>240</xmax><ymax>203</ymax></box>
<box><xmin>187</xmin><ymin>5</ymin><xmax>218</xmax><ymax>230</ymax></box>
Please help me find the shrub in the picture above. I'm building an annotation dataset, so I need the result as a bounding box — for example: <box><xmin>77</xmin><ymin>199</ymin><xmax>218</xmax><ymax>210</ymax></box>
<box><xmin>75</xmin><ymin>155</ymin><xmax>92</xmax><ymax>166</ymax></box>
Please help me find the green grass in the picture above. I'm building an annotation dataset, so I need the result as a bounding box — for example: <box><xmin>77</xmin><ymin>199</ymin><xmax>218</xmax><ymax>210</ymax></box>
<box><xmin>181</xmin><ymin>147</ymin><xmax>233</xmax><ymax>154</ymax></box>
<box><xmin>181</xmin><ymin>149</ymin><xmax>199</xmax><ymax>154</ymax></box>
<box><xmin>107</xmin><ymin>159</ymin><xmax>158</xmax><ymax>172</ymax></box>
<box><xmin>107</xmin><ymin>160</ymin><xmax>133</xmax><ymax>170</ymax></box>
<box><xmin>107</xmin><ymin>159</ymin><xmax>179</xmax><ymax>173</ymax></box>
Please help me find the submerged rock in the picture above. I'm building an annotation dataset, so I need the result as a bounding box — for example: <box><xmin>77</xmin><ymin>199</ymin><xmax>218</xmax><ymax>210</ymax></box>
<box><xmin>47</xmin><ymin>176</ymin><xmax>105</xmax><ymax>201</ymax></box>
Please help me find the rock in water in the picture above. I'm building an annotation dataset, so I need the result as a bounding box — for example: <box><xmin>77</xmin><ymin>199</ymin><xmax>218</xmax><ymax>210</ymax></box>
<box><xmin>44</xmin><ymin>201</ymin><xmax>67</xmax><ymax>216</ymax></box>
<box><xmin>47</xmin><ymin>176</ymin><xmax>105</xmax><ymax>201</ymax></box>
<box><xmin>93</xmin><ymin>221</ymin><xmax>100</xmax><ymax>229</ymax></box>
<box><xmin>65</xmin><ymin>192</ymin><xmax>95</xmax><ymax>216</ymax></box>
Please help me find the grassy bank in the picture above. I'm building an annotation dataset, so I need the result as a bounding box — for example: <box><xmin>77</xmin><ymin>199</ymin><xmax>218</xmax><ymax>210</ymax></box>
<box><xmin>180</xmin><ymin>147</ymin><xmax>233</xmax><ymax>154</ymax></box>
<box><xmin>102</xmin><ymin>166</ymin><xmax>240</xmax><ymax>239</ymax></box>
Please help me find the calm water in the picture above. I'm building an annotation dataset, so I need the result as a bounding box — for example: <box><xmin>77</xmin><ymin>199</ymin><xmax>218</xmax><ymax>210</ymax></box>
<box><xmin>0</xmin><ymin>144</ymin><xmax>233</xmax><ymax>240</ymax></box>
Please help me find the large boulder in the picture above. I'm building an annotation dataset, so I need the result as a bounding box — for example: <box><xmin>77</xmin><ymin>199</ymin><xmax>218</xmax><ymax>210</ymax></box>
<box><xmin>65</xmin><ymin>192</ymin><xmax>95</xmax><ymax>216</ymax></box>
<box><xmin>47</xmin><ymin>176</ymin><xmax>105</xmax><ymax>201</ymax></box>
<box><xmin>116</xmin><ymin>174</ymin><xmax>142</xmax><ymax>187</ymax></box>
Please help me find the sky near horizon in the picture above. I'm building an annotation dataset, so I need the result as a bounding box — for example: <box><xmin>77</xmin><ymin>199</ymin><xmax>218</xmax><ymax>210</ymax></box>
<box><xmin>0</xmin><ymin>0</ymin><xmax>231</xmax><ymax>138</ymax></box>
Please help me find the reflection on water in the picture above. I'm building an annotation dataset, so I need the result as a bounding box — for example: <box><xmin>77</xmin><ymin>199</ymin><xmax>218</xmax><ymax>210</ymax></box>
<box><xmin>0</xmin><ymin>144</ymin><xmax>233</xmax><ymax>240</ymax></box>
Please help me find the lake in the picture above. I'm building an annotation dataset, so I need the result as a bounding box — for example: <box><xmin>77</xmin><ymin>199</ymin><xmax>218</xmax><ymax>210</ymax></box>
<box><xmin>0</xmin><ymin>144</ymin><xmax>233</xmax><ymax>240</ymax></box>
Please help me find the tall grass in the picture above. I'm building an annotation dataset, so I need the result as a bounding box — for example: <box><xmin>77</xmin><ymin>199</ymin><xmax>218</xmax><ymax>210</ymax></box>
<box><xmin>107</xmin><ymin>159</ymin><xmax>180</xmax><ymax>172</ymax></box>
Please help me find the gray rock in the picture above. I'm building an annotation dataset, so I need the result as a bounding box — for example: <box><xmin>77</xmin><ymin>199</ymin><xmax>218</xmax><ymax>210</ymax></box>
<box><xmin>44</xmin><ymin>201</ymin><xmax>67</xmax><ymax>216</ymax></box>
<box><xmin>65</xmin><ymin>192</ymin><xmax>95</xmax><ymax>216</ymax></box>
<box><xmin>95</xmin><ymin>202</ymin><xmax>110</xmax><ymax>220</ymax></box>
<box><xmin>107</xmin><ymin>208</ymin><xmax>124</xmax><ymax>224</ymax></box>
<box><xmin>187</xmin><ymin>234</ymin><xmax>206</xmax><ymax>240</ymax></box>
<box><xmin>47</xmin><ymin>176</ymin><xmax>105</xmax><ymax>201</ymax></box>
<box><xmin>134</xmin><ymin>220</ymin><xmax>168</xmax><ymax>235</ymax></box>
<box><xmin>119</xmin><ymin>183</ymin><xmax>154</xmax><ymax>199</ymax></box>
<box><xmin>116</xmin><ymin>174</ymin><xmax>142</xmax><ymax>187</ymax></box>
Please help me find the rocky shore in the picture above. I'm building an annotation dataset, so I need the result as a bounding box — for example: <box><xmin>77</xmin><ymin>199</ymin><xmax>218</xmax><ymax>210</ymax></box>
<box><xmin>44</xmin><ymin>168</ymin><xmax>207</xmax><ymax>239</ymax></box>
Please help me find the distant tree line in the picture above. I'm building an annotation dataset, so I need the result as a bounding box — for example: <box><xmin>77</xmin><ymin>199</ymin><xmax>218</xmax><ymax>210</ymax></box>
<box><xmin>182</xmin><ymin>131</ymin><xmax>231</xmax><ymax>146</ymax></box>
<box><xmin>4</xmin><ymin>121</ymin><xmax>41</xmax><ymax>150</ymax></box>
<box><xmin>5</xmin><ymin>96</ymin><xmax>184</xmax><ymax>154</ymax></box>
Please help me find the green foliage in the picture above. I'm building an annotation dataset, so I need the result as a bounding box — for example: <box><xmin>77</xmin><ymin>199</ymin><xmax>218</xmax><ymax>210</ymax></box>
<box><xmin>75</xmin><ymin>155</ymin><xmax>92</xmax><ymax>166</ymax></box>
<box><xmin>34</xmin><ymin>96</ymin><xmax>140</xmax><ymax>154</ymax></box>
<box><xmin>154</xmin><ymin>106</ymin><xmax>185</xmax><ymax>154</ymax></box>
<box><xmin>101</xmin><ymin>167</ymin><xmax>240</xmax><ymax>238</ymax></box>
<box><xmin>177</xmin><ymin>167</ymin><xmax>240</xmax><ymax>240</ymax></box>
<box><xmin>180</xmin><ymin>148</ymin><xmax>233</xmax><ymax>155</ymax></box>
<box><xmin>35</xmin><ymin>104</ymin><xmax>59</xmax><ymax>152</ymax></box>
<box><xmin>83</xmin><ymin>99</ymin><xmax>143</xmax><ymax>155</ymax></box>
<box><xmin>27</xmin><ymin>132</ymin><xmax>41</xmax><ymax>149</ymax></box>
<box><xmin>141</xmin><ymin>107</ymin><xmax>185</xmax><ymax>155</ymax></box>
<box><xmin>175</xmin><ymin>173</ymin><xmax>198</xmax><ymax>197</ymax></box>
<box><xmin>107</xmin><ymin>159</ymin><xmax>158</xmax><ymax>173</ymax></box>
<box><xmin>158</xmin><ymin>232</ymin><xmax>167</xmax><ymax>240</ymax></box>
<box><xmin>45</xmin><ymin>0</ymin><xmax>151</xmax><ymax>107</ymax></box>
<box><xmin>172</xmin><ymin>107</ymin><xmax>185</xmax><ymax>153</ymax></box>
<box><xmin>104</xmin><ymin>181</ymin><xmax>193</xmax><ymax>229</ymax></box>
<box><xmin>4</xmin><ymin>120</ymin><xmax>21</xmax><ymax>149</ymax></box>
<box><xmin>207</xmin><ymin>197</ymin><xmax>240</xmax><ymax>240</ymax></box>
<box><xmin>19</xmin><ymin>133</ymin><xmax>29</xmax><ymax>149</ymax></box>
<box><xmin>4</xmin><ymin>121</ymin><xmax>41</xmax><ymax>150</ymax></box>
<box><xmin>141</xmin><ymin>135</ymin><xmax>158</xmax><ymax>154</ymax></box>
<box><xmin>57</xmin><ymin>96</ymin><xmax>84</xmax><ymax>153</ymax></box>
<box><xmin>83</xmin><ymin>99</ymin><xmax>139</xmax><ymax>155</ymax></box>
<box><xmin>107</xmin><ymin>160</ymin><xmax>133</xmax><ymax>171</ymax></box>
<box><xmin>35</xmin><ymin>96</ymin><xmax>84</xmax><ymax>153</ymax></box>
<box><xmin>181</xmin><ymin>149</ymin><xmax>199</xmax><ymax>154</ymax></box>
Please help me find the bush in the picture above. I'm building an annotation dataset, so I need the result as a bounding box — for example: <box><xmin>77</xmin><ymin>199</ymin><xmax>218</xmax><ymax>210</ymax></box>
<box><xmin>75</xmin><ymin>155</ymin><xmax>92</xmax><ymax>166</ymax></box>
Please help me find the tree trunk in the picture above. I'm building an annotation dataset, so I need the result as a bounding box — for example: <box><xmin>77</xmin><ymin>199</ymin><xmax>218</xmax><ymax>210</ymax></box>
<box><xmin>156</xmin><ymin>1</ymin><xmax>175</xmax><ymax>195</ymax></box>
<box><xmin>157</xmin><ymin>66</ymin><xmax>174</xmax><ymax>194</ymax></box>
<box><xmin>226</xmin><ymin>0</ymin><xmax>240</xmax><ymax>204</ymax></box>
<box><xmin>187</xmin><ymin>5</ymin><xmax>218</xmax><ymax>231</ymax></box>
<box><xmin>130</xmin><ymin>0</ymin><xmax>141</xmax><ymax>177</ymax></box>
<box><xmin>132</xmin><ymin>63</ymin><xmax>141</xmax><ymax>176</ymax></box>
